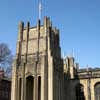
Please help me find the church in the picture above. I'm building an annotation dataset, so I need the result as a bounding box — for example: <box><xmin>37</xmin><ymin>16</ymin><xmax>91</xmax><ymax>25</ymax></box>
<box><xmin>11</xmin><ymin>16</ymin><xmax>100</xmax><ymax>100</ymax></box>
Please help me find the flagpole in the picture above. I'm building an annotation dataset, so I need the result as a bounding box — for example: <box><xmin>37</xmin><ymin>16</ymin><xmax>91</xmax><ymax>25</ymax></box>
<box><xmin>38</xmin><ymin>0</ymin><xmax>42</xmax><ymax>20</ymax></box>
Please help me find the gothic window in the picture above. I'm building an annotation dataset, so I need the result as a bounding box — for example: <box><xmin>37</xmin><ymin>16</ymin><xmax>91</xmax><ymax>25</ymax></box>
<box><xmin>19</xmin><ymin>78</ymin><xmax>22</xmax><ymax>100</ymax></box>
<box><xmin>94</xmin><ymin>82</ymin><xmax>100</xmax><ymax>100</ymax></box>
<box><xmin>38</xmin><ymin>76</ymin><xmax>41</xmax><ymax>100</ymax></box>
<box><xmin>26</xmin><ymin>76</ymin><xmax>34</xmax><ymax>100</ymax></box>
<box><xmin>76</xmin><ymin>84</ymin><xmax>85</xmax><ymax>100</ymax></box>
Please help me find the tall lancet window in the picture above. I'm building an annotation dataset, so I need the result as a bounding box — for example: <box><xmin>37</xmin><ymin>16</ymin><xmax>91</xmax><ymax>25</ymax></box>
<box><xmin>26</xmin><ymin>76</ymin><xmax>34</xmax><ymax>100</ymax></box>
<box><xmin>38</xmin><ymin>76</ymin><xmax>41</xmax><ymax>100</ymax></box>
<box><xmin>19</xmin><ymin>78</ymin><xmax>22</xmax><ymax>100</ymax></box>
<box><xmin>76</xmin><ymin>84</ymin><xmax>85</xmax><ymax>100</ymax></box>
<box><xmin>94</xmin><ymin>82</ymin><xmax>100</xmax><ymax>100</ymax></box>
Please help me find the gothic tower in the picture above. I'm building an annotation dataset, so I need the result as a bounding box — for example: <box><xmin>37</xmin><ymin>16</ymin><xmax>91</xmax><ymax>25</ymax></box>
<box><xmin>11</xmin><ymin>17</ymin><xmax>63</xmax><ymax>100</ymax></box>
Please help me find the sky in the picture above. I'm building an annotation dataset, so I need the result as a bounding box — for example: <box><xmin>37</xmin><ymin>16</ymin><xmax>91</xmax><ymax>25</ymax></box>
<box><xmin>0</xmin><ymin>0</ymin><xmax>100</xmax><ymax>68</ymax></box>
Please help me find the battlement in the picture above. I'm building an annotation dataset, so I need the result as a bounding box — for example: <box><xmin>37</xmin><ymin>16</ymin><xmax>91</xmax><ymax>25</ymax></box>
<box><xmin>16</xmin><ymin>16</ymin><xmax>61</xmax><ymax>65</ymax></box>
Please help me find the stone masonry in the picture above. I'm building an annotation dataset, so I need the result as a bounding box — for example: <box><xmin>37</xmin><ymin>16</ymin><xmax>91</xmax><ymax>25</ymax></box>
<box><xmin>11</xmin><ymin>16</ymin><xmax>100</xmax><ymax>100</ymax></box>
<box><xmin>11</xmin><ymin>17</ymin><xmax>63</xmax><ymax>100</ymax></box>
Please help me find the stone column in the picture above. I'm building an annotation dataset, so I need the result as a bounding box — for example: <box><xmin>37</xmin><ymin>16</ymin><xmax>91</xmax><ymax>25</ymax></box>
<box><xmin>21</xmin><ymin>64</ymin><xmax>25</xmax><ymax>100</ymax></box>
<box><xmin>48</xmin><ymin>56</ymin><xmax>54</xmax><ymax>100</ymax></box>
<box><xmin>80</xmin><ymin>79</ymin><xmax>88</xmax><ymax>100</ymax></box>
<box><xmin>11</xmin><ymin>62</ymin><xmax>18</xmax><ymax>100</ymax></box>
<box><xmin>41</xmin><ymin>56</ymin><xmax>48</xmax><ymax>100</ymax></box>
<box><xmin>34</xmin><ymin>76</ymin><xmax>38</xmax><ymax>100</ymax></box>
<box><xmin>15</xmin><ymin>73</ymin><xmax>18</xmax><ymax>100</ymax></box>
<box><xmin>17</xmin><ymin>78</ymin><xmax>20</xmax><ymax>100</ymax></box>
<box><xmin>21</xmin><ymin>78</ymin><xmax>24</xmax><ymax>100</ymax></box>
<box><xmin>86</xmin><ymin>79</ymin><xmax>89</xmax><ymax>100</ymax></box>
<box><xmin>91</xmin><ymin>79</ymin><xmax>95</xmax><ymax>100</ymax></box>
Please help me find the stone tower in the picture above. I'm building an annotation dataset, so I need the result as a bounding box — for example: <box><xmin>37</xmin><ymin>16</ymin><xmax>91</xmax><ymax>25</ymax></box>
<box><xmin>11</xmin><ymin>17</ymin><xmax>63</xmax><ymax>100</ymax></box>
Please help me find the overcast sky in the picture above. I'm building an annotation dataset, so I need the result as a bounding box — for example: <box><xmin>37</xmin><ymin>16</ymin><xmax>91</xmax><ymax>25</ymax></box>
<box><xmin>0</xmin><ymin>0</ymin><xmax>100</xmax><ymax>68</ymax></box>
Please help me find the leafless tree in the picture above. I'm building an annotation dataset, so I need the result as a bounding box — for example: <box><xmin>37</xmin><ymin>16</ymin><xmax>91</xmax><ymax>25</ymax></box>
<box><xmin>0</xmin><ymin>43</ymin><xmax>13</xmax><ymax>77</ymax></box>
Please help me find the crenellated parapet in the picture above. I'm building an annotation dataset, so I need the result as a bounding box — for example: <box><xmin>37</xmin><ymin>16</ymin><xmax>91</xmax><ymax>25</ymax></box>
<box><xmin>64</xmin><ymin>56</ymin><xmax>79</xmax><ymax>79</ymax></box>
<box><xmin>15</xmin><ymin>17</ymin><xmax>61</xmax><ymax>66</ymax></box>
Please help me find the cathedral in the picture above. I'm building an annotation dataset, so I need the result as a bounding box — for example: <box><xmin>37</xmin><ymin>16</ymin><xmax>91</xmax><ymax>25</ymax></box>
<box><xmin>11</xmin><ymin>17</ymin><xmax>100</xmax><ymax>100</ymax></box>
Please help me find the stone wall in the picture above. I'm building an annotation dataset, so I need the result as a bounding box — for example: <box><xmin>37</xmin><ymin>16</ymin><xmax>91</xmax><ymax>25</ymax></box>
<box><xmin>11</xmin><ymin>16</ymin><xmax>63</xmax><ymax>100</ymax></box>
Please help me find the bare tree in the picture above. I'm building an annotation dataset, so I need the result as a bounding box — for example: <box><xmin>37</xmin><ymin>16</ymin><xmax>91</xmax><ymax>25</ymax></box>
<box><xmin>0</xmin><ymin>43</ymin><xmax>13</xmax><ymax>77</ymax></box>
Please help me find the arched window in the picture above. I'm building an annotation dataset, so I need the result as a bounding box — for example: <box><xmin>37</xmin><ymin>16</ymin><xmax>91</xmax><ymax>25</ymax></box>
<box><xmin>26</xmin><ymin>76</ymin><xmax>34</xmax><ymax>100</ymax></box>
<box><xmin>19</xmin><ymin>78</ymin><xmax>22</xmax><ymax>100</ymax></box>
<box><xmin>94</xmin><ymin>82</ymin><xmax>100</xmax><ymax>100</ymax></box>
<box><xmin>38</xmin><ymin>76</ymin><xmax>41</xmax><ymax>100</ymax></box>
<box><xmin>76</xmin><ymin>84</ymin><xmax>85</xmax><ymax>100</ymax></box>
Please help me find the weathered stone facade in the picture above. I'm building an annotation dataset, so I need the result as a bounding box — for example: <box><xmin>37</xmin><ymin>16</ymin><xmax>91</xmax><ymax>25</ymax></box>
<box><xmin>64</xmin><ymin>56</ymin><xmax>100</xmax><ymax>100</ymax></box>
<box><xmin>11</xmin><ymin>17</ymin><xmax>63</xmax><ymax>100</ymax></box>
<box><xmin>11</xmin><ymin>16</ymin><xmax>100</xmax><ymax>100</ymax></box>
